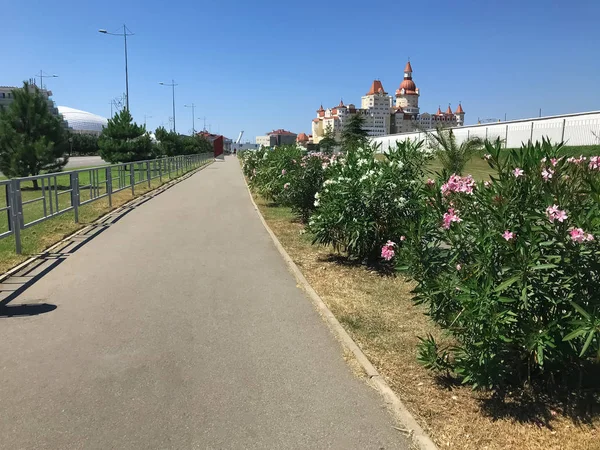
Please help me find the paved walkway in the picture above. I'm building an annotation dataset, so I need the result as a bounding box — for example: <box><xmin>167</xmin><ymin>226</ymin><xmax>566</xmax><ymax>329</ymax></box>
<box><xmin>0</xmin><ymin>158</ymin><xmax>408</xmax><ymax>449</ymax></box>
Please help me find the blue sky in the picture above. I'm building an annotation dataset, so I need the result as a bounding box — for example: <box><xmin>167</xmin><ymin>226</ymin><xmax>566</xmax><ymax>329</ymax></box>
<box><xmin>3</xmin><ymin>0</ymin><xmax>599</xmax><ymax>142</ymax></box>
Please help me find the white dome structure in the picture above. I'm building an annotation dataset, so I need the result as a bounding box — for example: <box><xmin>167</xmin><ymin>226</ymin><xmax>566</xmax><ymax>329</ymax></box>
<box><xmin>57</xmin><ymin>106</ymin><xmax>108</xmax><ymax>135</ymax></box>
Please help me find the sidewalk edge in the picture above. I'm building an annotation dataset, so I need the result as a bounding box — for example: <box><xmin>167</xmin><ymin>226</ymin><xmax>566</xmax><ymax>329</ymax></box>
<box><xmin>243</xmin><ymin>180</ymin><xmax>438</xmax><ymax>450</ymax></box>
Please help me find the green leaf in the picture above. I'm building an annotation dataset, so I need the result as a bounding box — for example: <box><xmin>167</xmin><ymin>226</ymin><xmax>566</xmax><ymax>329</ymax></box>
<box><xmin>581</xmin><ymin>331</ymin><xmax>595</xmax><ymax>357</ymax></box>
<box><xmin>563</xmin><ymin>328</ymin><xmax>588</xmax><ymax>342</ymax></box>
<box><xmin>494</xmin><ymin>276</ymin><xmax>520</xmax><ymax>293</ymax></box>
<box><xmin>530</xmin><ymin>264</ymin><xmax>558</xmax><ymax>271</ymax></box>
<box><xmin>570</xmin><ymin>301</ymin><xmax>591</xmax><ymax>320</ymax></box>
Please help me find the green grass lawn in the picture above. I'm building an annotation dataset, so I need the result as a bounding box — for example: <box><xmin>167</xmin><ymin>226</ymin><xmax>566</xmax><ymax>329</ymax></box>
<box><xmin>0</xmin><ymin>159</ymin><xmax>210</xmax><ymax>274</ymax></box>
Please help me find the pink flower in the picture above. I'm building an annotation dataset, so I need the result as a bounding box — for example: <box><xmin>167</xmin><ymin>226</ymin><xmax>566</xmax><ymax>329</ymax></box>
<box><xmin>441</xmin><ymin>174</ymin><xmax>475</xmax><ymax>195</ymax></box>
<box><xmin>569</xmin><ymin>228</ymin><xmax>594</xmax><ymax>243</ymax></box>
<box><xmin>513</xmin><ymin>168</ymin><xmax>524</xmax><ymax>178</ymax></box>
<box><xmin>502</xmin><ymin>230</ymin><xmax>515</xmax><ymax>241</ymax></box>
<box><xmin>483</xmin><ymin>154</ymin><xmax>492</xmax><ymax>160</ymax></box>
<box><xmin>551</xmin><ymin>158</ymin><xmax>560</xmax><ymax>167</ymax></box>
<box><xmin>426</xmin><ymin>178</ymin><xmax>435</xmax><ymax>187</ymax></box>
<box><xmin>400</xmin><ymin>236</ymin><xmax>406</xmax><ymax>241</ymax></box>
<box><xmin>442</xmin><ymin>208</ymin><xmax>462</xmax><ymax>229</ymax></box>
<box><xmin>381</xmin><ymin>240</ymin><xmax>396</xmax><ymax>261</ymax></box>
<box><xmin>546</xmin><ymin>204</ymin><xmax>568</xmax><ymax>223</ymax></box>
<box><xmin>284</xmin><ymin>183</ymin><xmax>290</xmax><ymax>189</ymax></box>
<box><xmin>541</xmin><ymin>168</ymin><xmax>554</xmax><ymax>181</ymax></box>
<box><xmin>292</xmin><ymin>159</ymin><xmax>297</xmax><ymax>164</ymax></box>
<box><xmin>456</xmin><ymin>264</ymin><xmax>462</xmax><ymax>271</ymax></box>
<box><xmin>589</xmin><ymin>156</ymin><xmax>600</xmax><ymax>170</ymax></box>
<box><xmin>567</xmin><ymin>155</ymin><xmax>587</xmax><ymax>165</ymax></box>
<box><xmin>281</xmin><ymin>169</ymin><xmax>287</xmax><ymax>175</ymax></box>
<box><xmin>484</xmin><ymin>181</ymin><xmax>491</xmax><ymax>188</ymax></box>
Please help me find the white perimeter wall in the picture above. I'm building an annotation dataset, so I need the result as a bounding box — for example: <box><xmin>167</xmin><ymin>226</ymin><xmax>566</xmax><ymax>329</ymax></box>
<box><xmin>372</xmin><ymin>111</ymin><xmax>600</xmax><ymax>152</ymax></box>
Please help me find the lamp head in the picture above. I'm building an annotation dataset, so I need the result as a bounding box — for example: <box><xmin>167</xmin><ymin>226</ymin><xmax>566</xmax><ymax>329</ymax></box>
<box><xmin>98</xmin><ymin>29</ymin><xmax>108</xmax><ymax>34</ymax></box>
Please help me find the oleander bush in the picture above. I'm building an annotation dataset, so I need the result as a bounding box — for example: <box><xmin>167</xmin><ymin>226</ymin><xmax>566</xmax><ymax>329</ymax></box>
<box><xmin>398</xmin><ymin>138</ymin><xmax>600</xmax><ymax>389</ymax></box>
<box><xmin>309</xmin><ymin>140</ymin><xmax>431</xmax><ymax>261</ymax></box>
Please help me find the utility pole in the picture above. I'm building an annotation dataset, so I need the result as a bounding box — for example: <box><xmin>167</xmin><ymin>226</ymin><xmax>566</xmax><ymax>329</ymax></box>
<box><xmin>185</xmin><ymin>103</ymin><xmax>196</xmax><ymax>134</ymax></box>
<box><xmin>159</xmin><ymin>80</ymin><xmax>178</xmax><ymax>133</ymax></box>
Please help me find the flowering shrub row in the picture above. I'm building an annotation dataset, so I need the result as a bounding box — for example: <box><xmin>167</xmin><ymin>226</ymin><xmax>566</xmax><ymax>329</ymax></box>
<box><xmin>243</xmin><ymin>139</ymin><xmax>600</xmax><ymax>390</ymax></box>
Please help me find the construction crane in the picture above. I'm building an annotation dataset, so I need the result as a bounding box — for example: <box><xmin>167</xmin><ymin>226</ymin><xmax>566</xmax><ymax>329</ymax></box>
<box><xmin>235</xmin><ymin>131</ymin><xmax>244</xmax><ymax>144</ymax></box>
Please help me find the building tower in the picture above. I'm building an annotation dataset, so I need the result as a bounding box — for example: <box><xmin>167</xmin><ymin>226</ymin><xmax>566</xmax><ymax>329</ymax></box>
<box><xmin>395</xmin><ymin>61</ymin><xmax>420</xmax><ymax>116</ymax></box>
<box><xmin>455</xmin><ymin>103</ymin><xmax>465</xmax><ymax>126</ymax></box>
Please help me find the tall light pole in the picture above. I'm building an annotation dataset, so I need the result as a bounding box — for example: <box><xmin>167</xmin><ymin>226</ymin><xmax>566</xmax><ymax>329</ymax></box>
<box><xmin>99</xmin><ymin>25</ymin><xmax>134</xmax><ymax>111</ymax></box>
<box><xmin>35</xmin><ymin>70</ymin><xmax>58</xmax><ymax>90</ymax></box>
<box><xmin>184</xmin><ymin>103</ymin><xmax>196</xmax><ymax>134</ymax></box>
<box><xmin>159</xmin><ymin>80</ymin><xmax>178</xmax><ymax>133</ymax></box>
<box><xmin>144</xmin><ymin>115</ymin><xmax>152</xmax><ymax>127</ymax></box>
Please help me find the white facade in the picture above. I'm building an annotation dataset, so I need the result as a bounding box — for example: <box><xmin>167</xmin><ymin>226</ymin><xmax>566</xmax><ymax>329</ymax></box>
<box><xmin>372</xmin><ymin>111</ymin><xmax>600</xmax><ymax>152</ymax></box>
<box><xmin>361</xmin><ymin>80</ymin><xmax>392</xmax><ymax>136</ymax></box>
<box><xmin>256</xmin><ymin>135</ymin><xmax>272</xmax><ymax>147</ymax></box>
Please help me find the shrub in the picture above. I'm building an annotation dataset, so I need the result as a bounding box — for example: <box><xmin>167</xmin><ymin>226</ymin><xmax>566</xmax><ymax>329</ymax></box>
<box><xmin>247</xmin><ymin>145</ymin><xmax>304</xmax><ymax>204</ymax></box>
<box><xmin>399</xmin><ymin>139</ymin><xmax>600</xmax><ymax>389</ymax></box>
<box><xmin>280</xmin><ymin>152</ymin><xmax>329</xmax><ymax>222</ymax></box>
<box><xmin>309</xmin><ymin>140</ymin><xmax>431</xmax><ymax>261</ymax></box>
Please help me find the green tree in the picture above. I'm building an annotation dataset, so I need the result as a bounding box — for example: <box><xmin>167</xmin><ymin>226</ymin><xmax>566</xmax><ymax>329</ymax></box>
<box><xmin>0</xmin><ymin>82</ymin><xmax>68</xmax><ymax>186</ymax></box>
<box><xmin>68</xmin><ymin>132</ymin><xmax>99</xmax><ymax>156</ymax></box>
<box><xmin>341</xmin><ymin>113</ymin><xmax>369</xmax><ymax>150</ymax></box>
<box><xmin>319</xmin><ymin>124</ymin><xmax>337</xmax><ymax>154</ymax></box>
<box><xmin>427</xmin><ymin>126</ymin><xmax>483</xmax><ymax>175</ymax></box>
<box><xmin>154</xmin><ymin>126</ymin><xmax>181</xmax><ymax>157</ymax></box>
<box><xmin>98</xmin><ymin>109</ymin><xmax>153</xmax><ymax>163</ymax></box>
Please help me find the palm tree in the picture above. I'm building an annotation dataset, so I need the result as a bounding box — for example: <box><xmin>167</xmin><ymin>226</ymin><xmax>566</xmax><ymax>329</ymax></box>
<box><xmin>427</xmin><ymin>126</ymin><xmax>483</xmax><ymax>175</ymax></box>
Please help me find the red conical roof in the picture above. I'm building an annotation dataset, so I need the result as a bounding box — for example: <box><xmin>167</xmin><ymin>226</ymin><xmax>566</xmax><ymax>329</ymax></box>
<box><xmin>446</xmin><ymin>105</ymin><xmax>453</xmax><ymax>115</ymax></box>
<box><xmin>455</xmin><ymin>103</ymin><xmax>464</xmax><ymax>114</ymax></box>
<box><xmin>367</xmin><ymin>80</ymin><xmax>386</xmax><ymax>95</ymax></box>
<box><xmin>436</xmin><ymin>106</ymin><xmax>443</xmax><ymax>115</ymax></box>
<box><xmin>404</xmin><ymin>61</ymin><xmax>413</xmax><ymax>73</ymax></box>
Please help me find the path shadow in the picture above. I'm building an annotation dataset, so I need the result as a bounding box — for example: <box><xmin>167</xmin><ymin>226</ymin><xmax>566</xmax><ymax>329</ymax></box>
<box><xmin>0</xmin><ymin>303</ymin><xmax>57</xmax><ymax>317</ymax></box>
<box><xmin>0</xmin><ymin>169</ymin><xmax>200</xmax><ymax>311</ymax></box>
<box><xmin>318</xmin><ymin>253</ymin><xmax>396</xmax><ymax>276</ymax></box>
<box><xmin>431</xmin><ymin>365</ymin><xmax>600</xmax><ymax>428</ymax></box>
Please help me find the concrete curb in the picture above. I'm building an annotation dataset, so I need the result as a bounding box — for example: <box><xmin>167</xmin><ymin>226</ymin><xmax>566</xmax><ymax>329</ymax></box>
<box><xmin>0</xmin><ymin>161</ymin><xmax>213</xmax><ymax>283</ymax></box>
<box><xmin>243</xmin><ymin>179</ymin><xmax>438</xmax><ymax>450</ymax></box>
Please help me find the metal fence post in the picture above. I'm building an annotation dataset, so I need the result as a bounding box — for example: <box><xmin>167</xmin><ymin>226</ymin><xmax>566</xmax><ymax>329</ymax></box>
<box><xmin>106</xmin><ymin>166</ymin><xmax>113</xmax><ymax>208</ymax></box>
<box><xmin>561</xmin><ymin>118</ymin><xmax>566</xmax><ymax>143</ymax></box>
<box><xmin>159</xmin><ymin>160</ymin><xmax>163</xmax><ymax>182</ymax></box>
<box><xmin>70</xmin><ymin>172</ymin><xmax>80</xmax><ymax>223</ymax></box>
<box><xmin>505</xmin><ymin>125</ymin><xmax>509</xmax><ymax>148</ymax></box>
<box><xmin>130</xmin><ymin>164</ymin><xmax>135</xmax><ymax>196</ymax></box>
<box><xmin>10</xmin><ymin>179</ymin><xmax>22</xmax><ymax>254</ymax></box>
<box><xmin>147</xmin><ymin>161</ymin><xmax>151</xmax><ymax>188</ymax></box>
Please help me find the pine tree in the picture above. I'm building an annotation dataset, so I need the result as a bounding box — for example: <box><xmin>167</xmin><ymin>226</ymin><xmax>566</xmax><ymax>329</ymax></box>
<box><xmin>98</xmin><ymin>109</ymin><xmax>153</xmax><ymax>163</ymax></box>
<box><xmin>341</xmin><ymin>113</ymin><xmax>369</xmax><ymax>150</ymax></box>
<box><xmin>319</xmin><ymin>124</ymin><xmax>337</xmax><ymax>155</ymax></box>
<box><xmin>0</xmin><ymin>82</ymin><xmax>68</xmax><ymax>187</ymax></box>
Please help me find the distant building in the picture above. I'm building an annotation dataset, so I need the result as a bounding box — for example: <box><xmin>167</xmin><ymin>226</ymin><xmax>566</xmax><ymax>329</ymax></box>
<box><xmin>256</xmin><ymin>129</ymin><xmax>297</xmax><ymax>147</ymax></box>
<box><xmin>0</xmin><ymin>84</ymin><xmax>63</xmax><ymax>123</ymax></box>
<box><xmin>198</xmin><ymin>131</ymin><xmax>232</xmax><ymax>153</ymax></box>
<box><xmin>57</xmin><ymin>106</ymin><xmax>108</xmax><ymax>136</ymax></box>
<box><xmin>311</xmin><ymin>61</ymin><xmax>465</xmax><ymax>142</ymax></box>
<box><xmin>296</xmin><ymin>132</ymin><xmax>313</xmax><ymax>147</ymax></box>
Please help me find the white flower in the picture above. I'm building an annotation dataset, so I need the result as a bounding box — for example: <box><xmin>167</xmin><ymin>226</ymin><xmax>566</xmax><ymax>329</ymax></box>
<box><xmin>314</xmin><ymin>199</ymin><xmax>320</xmax><ymax>207</ymax></box>
<box><xmin>397</xmin><ymin>161</ymin><xmax>404</xmax><ymax>169</ymax></box>
<box><xmin>323</xmin><ymin>179</ymin><xmax>335</xmax><ymax>186</ymax></box>
<box><xmin>314</xmin><ymin>192</ymin><xmax>320</xmax><ymax>199</ymax></box>
<box><xmin>359</xmin><ymin>175</ymin><xmax>368</xmax><ymax>182</ymax></box>
<box><xmin>358</xmin><ymin>159</ymin><xmax>368</xmax><ymax>167</ymax></box>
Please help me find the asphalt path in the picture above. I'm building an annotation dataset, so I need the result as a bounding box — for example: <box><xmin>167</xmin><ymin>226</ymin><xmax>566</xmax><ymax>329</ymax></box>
<box><xmin>0</xmin><ymin>157</ymin><xmax>408</xmax><ymax>449</ymax></box>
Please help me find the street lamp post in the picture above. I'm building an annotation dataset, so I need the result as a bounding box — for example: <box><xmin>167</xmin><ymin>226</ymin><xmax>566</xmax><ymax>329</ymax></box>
<box><xmin>198</xmin><ymin>116</ymin><xmax>207</xmax><ymax>132</ymax></box>
<box><xmin>159</xmin><ymin>80</ymin><xmax>178</xmax><ymax>133</ymax></box>
<box><xmin>184</xmin><ymin>103</ymin><xmax>196</xmax><ymax>134</ymax></box>
<box><xmin>144</xmin><ymin>115</ymin><xmax>152</xmax><ymax>127</ymax></box>
<box><xmin>36</xmin><ymin>70</ymin><xmax>58</xmax><ymax>90</ymax></box>
<box><xmin>99</xmin><ymin>25</ymin><xmax>134</xmax><ymax>111</ymax></box>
